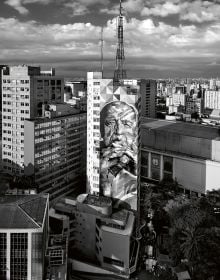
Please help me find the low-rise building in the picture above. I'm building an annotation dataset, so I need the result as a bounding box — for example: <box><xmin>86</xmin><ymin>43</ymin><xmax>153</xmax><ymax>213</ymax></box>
<box><xmin>53</xmin><ymin>194</ymin><xmax>139</xmax><ymax>277</ymax></box>
<box><xmin>0</xmin><ymin>194</ymin><xmax>49</xmax><ymax>280</ymax></box>
<box><xmin>141</xmin><ymin>118</ymin><xmax>220</xmax><ymax>194</ymax></box>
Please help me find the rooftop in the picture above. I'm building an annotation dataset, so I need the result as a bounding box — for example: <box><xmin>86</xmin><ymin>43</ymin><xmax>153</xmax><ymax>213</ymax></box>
<box><xmin>111</xmin><ymin>208</ymin><xmax>129</xmax><ymax>223</ymax></box>
<box><xmin>141</xmin><ymin>118</ymin><xmax>220</xmax><ymax>140</ymax></box>
<box><xmin>0</xmin><ymin>194</ymin><xmax>48</xmax><ymax>229</ymax></box>
<box><xmin>84</xmin><ymin>194</ymin><xmax>112</xmax><ymax>207</ymax></box>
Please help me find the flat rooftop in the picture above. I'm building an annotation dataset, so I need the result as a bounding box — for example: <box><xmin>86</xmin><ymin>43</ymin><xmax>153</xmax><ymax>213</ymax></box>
<box><xmin>84</xmin><ymin>194</ymin><xmax>112</xmax><ymax>207</ymax></box>
<box><xmin>111</xmin><ymin>208</ymin><xmax>129</xmax><ymax>223</ymax></box>
<box><xmin>141</xmin><ymin>118</ymin><xmax>220</xmax><ymax>140</ymax></box>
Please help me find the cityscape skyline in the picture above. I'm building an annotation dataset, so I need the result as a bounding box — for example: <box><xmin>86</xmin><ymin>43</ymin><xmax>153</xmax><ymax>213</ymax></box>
<box><xmin>0</xmin><ymin>0</ymin><xmax>220</xmax><ymax>78</ymax></box>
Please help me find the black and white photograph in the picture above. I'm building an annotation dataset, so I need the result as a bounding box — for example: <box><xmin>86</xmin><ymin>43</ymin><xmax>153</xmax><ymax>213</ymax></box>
<box><xmin>0</xmin><ymin>0</ymin><xmax>220</xmax><ymax>279</ymax></box>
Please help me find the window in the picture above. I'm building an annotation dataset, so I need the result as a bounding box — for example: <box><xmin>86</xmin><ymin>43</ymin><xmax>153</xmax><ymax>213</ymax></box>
<box><xmin>141</xmin><ymin>151</ymin><xmax>148</xmax><ymax>167</ymax></box>
<box><xmin>0</xmin><ymin>233</ymin><xmax>7</xmax><ymax>278</ymax></box>
<box><xmin>10</xmin><ymin>233</ymin><xmax>28</xmax><ymax>280</ymax></box>
<box><xmin>163</xmin><ymin>156</ymin><xmax>173</xmax><ymax>181</ymax></box>
<box><xmin>151</xmin><ymin>153</ymin><xmax>160</xmax><ymax>180</ymax></box>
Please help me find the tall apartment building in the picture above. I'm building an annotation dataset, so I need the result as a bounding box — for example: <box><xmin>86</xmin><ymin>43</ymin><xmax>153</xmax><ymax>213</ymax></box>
<box><xmin>24</xmin><ymin>104</ymin><xmax>87</xmax><ymax>201</ymax></box>
<box><xmin>166</xmin><ymin>93</ymin><xmax>186</xmax><ymax>107</ymax></box>
<box><xmin>140</xmin><ymin>79</ymin><xmax>156</xmax><ymax>118</ymax></box>
<box><xmin>204</xmin><ymin>90</ymin><xmax>220</xmax><ymax>110</ymax></box>
<box><xmin>0</xmin><ymin>193</ymin><xmax>49</xmax><ymax>280</ymax></box>
<box><xmin>186</xmin><ymin>97</ymin><xmax>204</xmax><ymax>116</ymax></box>
<box><xmin>1</xmin><ymin>65</ymin><xmax>64</xmax><ymax>175</ymax></box>
<box><xmin>87</xmin><ymin>72</ymin><xmax>140</xmax><ymax>211</ymax></box>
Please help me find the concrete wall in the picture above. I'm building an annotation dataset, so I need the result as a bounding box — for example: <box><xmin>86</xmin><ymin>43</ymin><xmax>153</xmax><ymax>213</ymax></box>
<box><xmin>142</xmin><ymin>129</ymin><xmax>212</xmax><ymax>160</ymax></box>
<box><xmin>174</xmin><ymin>157</ymin><xmax>206</xmax><ymax>193</ymax></box>
<box><xmin>142</xmin><ymin>148</ymin><xmax>220</xmax><ymax>193</ymax></box>
<box><xmin>74</xmin><ymin>212</ymin><xmax>97</xmax><ymax>261</ymax></box>
<box><xmin>100</xmin><ymin>229</ymin><xmax>130</xmax><ymax>272</ymax></box>
<box><xmin>24</xmin><ymin>120</ymin><xmax>35</xmax><ymax>175</ymax></box>
<box><xmin>206</xmin><ymin>160</ymin><xmax>220</xmax><ymax>191</ymax></box>
<box><xmin>212</xmin><ymin>139</ymin><xmax>220</xmax><ymax>161</ymax></box>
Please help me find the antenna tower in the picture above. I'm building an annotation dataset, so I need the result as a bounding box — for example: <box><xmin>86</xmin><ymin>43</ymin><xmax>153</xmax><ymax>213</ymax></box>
<box><xmin>100</xmin><ymin>26</ymin><xmax>104</xmax><ymax>77</ymax></box>
<box><xmin>114</xmin><ymin>0</ymin><xmax>127</xmax><ymax>81</ymax></box>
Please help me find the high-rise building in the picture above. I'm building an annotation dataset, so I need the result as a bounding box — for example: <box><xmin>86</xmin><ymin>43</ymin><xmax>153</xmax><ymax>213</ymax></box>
<box><xmin>87</xmin><ymin>72</ymin><xmax>140</xmax><ymax>211</ymax></box>
<box><xmin>1</xmin><ymin>65</ymin><xmax>64</xmax><ymax>175</ymax></box>
<box><xmin>140</xmin><ymin>79</ymin><xmax>157</xmax><ymax>118</ymax></box>
<box><xmin>24</xmin><ymin>103</ymin><xmax>87</xmax><ymax>201</ymax></box>
<box><xmin>0</xmin><ymin>193</ymin><xmax>49</xmax><ymax>280</ymax></box>
<box><xmin>210</xmin><ymin>79</ymin><xmax>217</xmax><ymax>90</ymax></box>
<box><xmin>204</xmin><ymin>90</ymin><xmax>220</xmax><ymax>110</ymax></box>
<box><xmin>0</xmin><ymin>65</ymin><xmax>7</xmax><ymax>140</ymax></box>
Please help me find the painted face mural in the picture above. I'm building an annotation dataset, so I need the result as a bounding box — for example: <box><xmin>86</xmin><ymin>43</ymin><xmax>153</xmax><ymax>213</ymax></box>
<box><xmin>100</xmin><ymin>101</ymin><xmax>138</xmax><ymax>210</ymax></box>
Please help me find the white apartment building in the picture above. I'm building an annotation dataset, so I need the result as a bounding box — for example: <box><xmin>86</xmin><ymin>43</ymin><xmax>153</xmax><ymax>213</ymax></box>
<box><xmin>204</xmin><ymin>90</ymin><xmax>220</xmax><ymax>110</ymax></box>
<box><xmin>166</xmin><ymin>93</ymin><xmax>186</xmax><ymax>107</ymax></box>
<box><xmin>1</xmin><ymin>65</ymin><xmax>64</xmax><ymax>175</ymax></box>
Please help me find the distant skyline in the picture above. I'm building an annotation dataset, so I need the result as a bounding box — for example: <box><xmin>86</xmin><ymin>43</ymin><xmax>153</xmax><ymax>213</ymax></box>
<box><xmin>0</xmin><ymin>0</ymin><xmax>220</xmax><ymax>78</ymax></box>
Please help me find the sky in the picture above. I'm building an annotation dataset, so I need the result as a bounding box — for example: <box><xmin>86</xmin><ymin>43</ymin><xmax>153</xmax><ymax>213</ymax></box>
<box><xmin>0</xmin><ymin>0</ymin><xmax>220</xmax><ymax>79</ymax></box>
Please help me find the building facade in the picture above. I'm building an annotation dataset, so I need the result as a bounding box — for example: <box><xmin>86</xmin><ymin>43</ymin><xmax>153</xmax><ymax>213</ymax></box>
<box><xmin>87</xmin><ymin>72</ymin><xmax>140</xmax><ymax>211</ymax></box>
<box><xmin>140</xmin><ymin>79</ymin><xmax>156</xmax><ymax>118</ymax></box>
<box><xmin>0</xmin><ymin>194</ymin><xmax>49</xmax><ymax>280</ymax></box>
<box><xmin>53</xmin><ymin>194</ymin><xmax>139</xmax><ymax>277</ymax></box>
<box><xmin>141</xmin><ymin>118</ymin><xmax>220</xmax><ymax>194</ymax></box>
<box><xmin>24</xmin><ymin>104</ymin><xmax>86</xmax><ymax>201</ymax></box>
<box><xmin>204</xmin><ymin>90</ymin><xmax>220</xmax><ymax>110</ymax></box>
<box><xmin>1</xmin><ymin>65</ymin><xmax>64</xmax><ymax>175</ymax></box>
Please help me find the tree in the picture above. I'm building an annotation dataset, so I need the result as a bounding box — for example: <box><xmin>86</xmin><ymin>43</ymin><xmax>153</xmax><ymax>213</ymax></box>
<box><xmin>168</xmin><ymin>197</ymin><xmax>220</xmax><ymax>280</ymax></box>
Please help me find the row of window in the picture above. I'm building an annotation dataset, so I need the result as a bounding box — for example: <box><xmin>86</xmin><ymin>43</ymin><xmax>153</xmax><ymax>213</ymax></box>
<box><xmin>3</xmin><ymin>138</ymin><xmax>24</xmax><ymax>143</ymax></box>
<box><xmin>3</xmin><ymin>79</ymin><xmax>29</xmax><ymax>84</ymax></box>
<box><xmin>3</xmin><ymin>94</ymin><xmax>29</xmax><ymax>99</ymax></box>
<box><xmin>2</xmin><ymin>108</ymin><xmax>29</xmax><ymax>114</ymax></box>
<box><xmin>141</xmin><ymin>151</ymin><xmax>173</xmax><ymax>181</ymax></box>
<box><xmin>3</xmin><ymin>123</ymin><xmax>24</xmax><ymax>128</ymax></box>
<box><xmin>3</xmin><ymin>87</ymin><xmax>30</xmax><ymax>92</ymax></box>
<box><xmin>3</xmin><ymin>101</ymin><xmax>29</xmax><ymax>106</ymax></box>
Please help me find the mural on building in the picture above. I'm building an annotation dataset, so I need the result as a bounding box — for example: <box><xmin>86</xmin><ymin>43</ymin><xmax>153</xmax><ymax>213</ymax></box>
<box><xmin>99</xmin><ymin>84</ymin><xmax>139</xmax><ymax>210</ymax></box>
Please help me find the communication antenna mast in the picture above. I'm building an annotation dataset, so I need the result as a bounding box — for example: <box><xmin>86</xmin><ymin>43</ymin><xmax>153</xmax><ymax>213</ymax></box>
<box><xmin>100</xmin><ymin>26</ymin><xmax>104</xmax><ymax>77</ymax></box>
<box><xmin>114</xmin><ymin>0</ymin><xmax>127</xmax><ymax>81</ymax></box>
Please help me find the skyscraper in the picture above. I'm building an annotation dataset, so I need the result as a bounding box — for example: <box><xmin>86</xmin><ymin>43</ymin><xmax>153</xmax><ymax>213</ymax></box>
<box><xmin>1</xmin><ymin>65</ymin><xmax>64</xmax><ymax>175</ymax></box>
<box><xmin>24</xmin><ymin>104</ymin><xmax>87</xmax><ymax>201</ymax></box>
<box><xmin>87</xmin><ymin>73</ymin><xmax>140</xmax><ymax>211</ymax></box>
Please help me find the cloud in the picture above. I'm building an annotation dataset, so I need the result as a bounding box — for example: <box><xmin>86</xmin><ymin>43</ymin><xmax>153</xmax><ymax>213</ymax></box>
<box><xmin>0</xmin><ymin>16</ymin><xmax>220</xmax><ymax>77</ymax></box>
<box><xmin>180</xmin><ymin>1</ymin><xmax>220</xmax><ymax>23</ymax></box>
<box><xmin>4</xmin><ymin>0</ymin><xmax>52</xmax><ymax>15</ymax></box>
<box><xmin>101</xmin><ymin>0</ymin><xmax>220</xmax><ymax>24</ymax></box>
<box><xmin>4</xmin><ymin>0</ymin><xmax>110</xmax><ymax>16</ymax></box>
<box><xmin>64</xmin><ymin>0</ymin><xmax>109</xmax><ymax>16</ymax></box>
<box><xmin>100</xmin><ymin>0</ymin><xmax>144</xmax><ymax>15</ymax></box>
<box><xmin>141</xmin><ymin>1</ymin><xmax>181</xmax><ymax>17</ymax></box>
